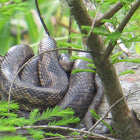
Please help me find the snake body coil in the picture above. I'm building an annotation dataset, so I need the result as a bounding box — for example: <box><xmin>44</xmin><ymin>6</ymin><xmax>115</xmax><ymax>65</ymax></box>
<box><xmin>0</xmin><ymin>35</ymin><xmax>95</xmax><ymax>119</ymax></box>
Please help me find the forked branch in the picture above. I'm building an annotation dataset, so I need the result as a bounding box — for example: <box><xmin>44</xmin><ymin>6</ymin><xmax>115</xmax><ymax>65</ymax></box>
<box><xmin>95</xmin><ymin>1</ymin><xmax>123</xmax><ymax>27</ymax></box>
<box><xmin>101</xmin><ymin>0</ymin><xmax>140</xmax><ymax>62</ymax></box>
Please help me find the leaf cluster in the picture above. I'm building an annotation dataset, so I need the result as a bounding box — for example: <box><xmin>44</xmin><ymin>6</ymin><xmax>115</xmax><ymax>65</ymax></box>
<box><xmin>0</xmin><ymin>101</ymin><xmax>80</xmax><ymax>140</ymax></box>
<box><xmin>0</xmin><ymin>0</ymin><xmax>28</xmax><ymax>19</ymax></box>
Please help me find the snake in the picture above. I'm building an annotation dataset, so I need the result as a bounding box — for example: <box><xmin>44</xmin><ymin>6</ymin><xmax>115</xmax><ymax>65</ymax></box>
<box><xmin>0</xmin><ymin>34</ymin><xmax>105</xmax><ymax>123</ymax></box>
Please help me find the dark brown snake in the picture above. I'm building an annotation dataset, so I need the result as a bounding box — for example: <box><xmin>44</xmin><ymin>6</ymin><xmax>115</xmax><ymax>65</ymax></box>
<box><xmin>0</xmin><ymin>35</ymin><xmax>104</xmax><ymax>127</ymax></box>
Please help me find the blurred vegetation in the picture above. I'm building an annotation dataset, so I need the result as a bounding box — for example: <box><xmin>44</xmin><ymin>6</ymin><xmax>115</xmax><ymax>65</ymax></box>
<box><xmin>0</xmin><ymin>0</ymin><xmax>81</xmax><ymax>55</ymax></box>
<box><xmin>0</xmin><ymin>0</ymin><xmax>139</xmax><ymax>56</ymax></box>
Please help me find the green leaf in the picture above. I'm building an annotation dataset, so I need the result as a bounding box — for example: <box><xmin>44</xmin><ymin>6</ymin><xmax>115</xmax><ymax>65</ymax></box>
<box><xmin>112</xmin><ymin>58</ymin><xmax>140</xmax><ymax>64</ymax></box>
<box><xmin>106</xmin><ymin>32</ymin><xmax>122</xmax><ymax>45</ymax></box>
<box><xmin>0</xmin><ymin>125</ymin><xmax>16</xmax><ymax>132</ymax></box>
<box><xmin>70</xmin><ymin>56</ymin><xmax>93</xmax><ymax>63</ymax></box>
<box><xmin>111</xmin><ymin>52</ymin><xmax>123</xmax><ymax>62</ymax></box>
<box><xmin>135</xmin><ymin>43</ymin><xmax>140</xmax><ymax>54</ymax></box>
<box><xmin>87</xmin><ymin>63</ymin><xmax>96</xmax><ymax>69</ymax></box>
<box><xmin>45</xmin><ymin>132</ymin><xmax>65</xmax><ymax>139</ymax></box>
<box><xmin>0</xmin><ymin>100</ymin><xmax>19</xmax><ymax>113</ymax></box>
<box><xmin>57</xmin><ymin>42</ymin><xmax>83</xmax><ymax>49</ymax></box>
<box><xmin>81</xmin><ymin>26</ymin><xmax>111</xmax><ymax>36</ymax></box>
<box><xmin>119</xmin><ymin>70</ymin><xmax>135</xmax><ymax>76</ymax></box>
<box><xmin>70</xmin><ymin>132</ymin><xmax>80</xmax><ymax>136</ymax></box>
<box><xmin>28</xmin><ymin>106</ymin><xmax>79</xmax><ymax>125</ymax></box>
<box><xmin>92</xmin><ymin>27</ymin><xmax>110</xmax><ymax>36</ymax></box>
<box><xmin>72</xmin><ymin>69</ymin><xmax>97</xmax><ymax>74</ymax></box>
<box><xmin>48</xmin><ymin>117</ymin><xmax>80</xmax><ymax>126</ymax></box>
<box><xmin>28</xmin><ymin>109</ymin><xmax>41</xmax><ymax>125</ymax></box>
<box><xmin>0</xmin><ymin>135</ymin><xmax>27</xmax><ymax>140</ymax></box>
<box><xmin>1</xmin><ymin>117</ymin><xmax>28</xmax><ymax>127</ymax></box>
<box><xmin>81</xmin><ymin>25</ymin><xmax>90</xmax><ymax>32</ymax></box>
<box><xmin>101</xmin><ymin>19</ymin><xmax>119</xmax><ymax>25</ymax></box>
<box><xmin>90</xmin><ymin>110</ymin><xmax>114</xmax><ymax>134</ymax></box>
<box><xmin>28</xmin><ymin>129</ymin><xmax>45</xmax><ymax>140</ymax></box>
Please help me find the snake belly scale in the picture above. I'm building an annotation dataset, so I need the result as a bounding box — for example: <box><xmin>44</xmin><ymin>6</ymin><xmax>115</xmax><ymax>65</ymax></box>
<box><xmin>0</xmin><ymin>35</ymin><xmax>95</xmax><ymax>119</ymax></box>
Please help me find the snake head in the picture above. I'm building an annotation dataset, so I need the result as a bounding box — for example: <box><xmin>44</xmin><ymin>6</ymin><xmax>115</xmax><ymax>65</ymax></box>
<box><xmin>59</xmin><ymin>53</ymin><xmax>73</xmax><ymax>73</ymax></box>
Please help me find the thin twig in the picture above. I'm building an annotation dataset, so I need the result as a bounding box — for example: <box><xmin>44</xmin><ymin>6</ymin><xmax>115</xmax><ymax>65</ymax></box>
<box><xmin>87</xmin><ymin>89</ymin><xmax>140</xmax><ymax>132</ymax></box>
<box><xmin>88</xmin><ymin>0</ymin><xmax>104</xmax><ymax>36</ymax></box>
<box><xmin>101</xmin><ymin>0</ymin><xmax>140</xmax><ymax>62</ymax></box>
<box><xmin>42</xmin><ymin>135</ymin><xmax>115</xmax><ymax>140</ymax></box>
<box><xmin>15</xmin><ymin>125</ymin><xmax>118</xmax><ymax>140</ymax></box>
<box><xmin>7</xmin><ymin>47</ymin><xmax>90</xmax><ymax>115</ymax></box>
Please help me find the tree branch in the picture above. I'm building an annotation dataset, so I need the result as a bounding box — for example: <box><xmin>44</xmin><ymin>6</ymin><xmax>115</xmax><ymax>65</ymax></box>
<box><xmin>101</xmin><ymin>0</ymin><xmax>140</xmax><ymax>62</ymax></box>
<box><xmin>65</xmin><ymin>0</ymin><xmax>140</xmax><ymax>138</ymax></box>
<box><xmin>95</xmin><ymin>1</ymin><xmax>123</xmax><ymax>27</ymax></box>
<box><xmin>66</xmin><ymin>0</ymin><xmax>92</xmax><ymax>32</ymax></box>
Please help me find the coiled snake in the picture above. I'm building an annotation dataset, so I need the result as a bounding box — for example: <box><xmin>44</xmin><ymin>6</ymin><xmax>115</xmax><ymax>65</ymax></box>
<box><xmin>0</xmin><ymin>34</ymin><xmax>104</xmax><ymax>126</ymax></box>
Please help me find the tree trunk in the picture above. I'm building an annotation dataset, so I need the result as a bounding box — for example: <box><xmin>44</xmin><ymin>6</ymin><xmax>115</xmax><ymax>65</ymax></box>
<box><xmin>65</xmin><ymin>0</ymin><xmax>140</xmax><ymax>139</ymax></box>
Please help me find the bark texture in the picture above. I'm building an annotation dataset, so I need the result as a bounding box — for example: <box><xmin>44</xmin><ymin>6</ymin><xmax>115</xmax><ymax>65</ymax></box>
<box><xmin>65</xmin><ymin>0</ymin><xmax>140</xmax><ymax>139</ymax></box>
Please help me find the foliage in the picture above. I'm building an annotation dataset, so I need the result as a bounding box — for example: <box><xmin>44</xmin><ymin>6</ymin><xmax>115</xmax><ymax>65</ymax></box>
<box><xmin>90</xmin><ymin>109</ymin><xmax>115</xmax><ymax>134</ymax></box>
<box><xmin>45</xmin><ymin>132</ymin><xmax>65</xmax><ymax>139</ymax></box>
<box><xmin>0</xmin><ymin>101</ymin><xmax>79</xmax><ymax>139</ymax></box>
<box><xmin>0</xmin><ymin>0</ymin><xmax>138</xmax><ymax>56</ymax></box>
<box><xmin>1</xmin><ymin>135</ymin><xmax>27</xmax><ymax>140</ymax></box>
<box><xmin>119</xmin><ymin>70</ymin><xmax>135</xmax><ymax>76</ymax></box>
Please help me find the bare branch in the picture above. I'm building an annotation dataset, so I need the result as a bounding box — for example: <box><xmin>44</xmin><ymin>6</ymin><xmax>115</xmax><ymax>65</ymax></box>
<box><xmin>101</xmin><ymin>0</ymin><xmax>140</xmax><ymax>62</ymax></box>
<box><xmin>15</xmin><ymin>125</ymin><xmax>118</xmax><ymax>140</ymax></box>
<box><xmin>42</xmin><ymin>135</ymin><xmax>116</xmax><ymax>140</ymax></box>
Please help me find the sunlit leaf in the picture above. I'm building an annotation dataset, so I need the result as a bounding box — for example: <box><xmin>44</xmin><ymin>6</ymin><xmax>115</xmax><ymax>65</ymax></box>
<box><xmin>45</xmin><ymin>132</ymin><xmax>65</xmax><ymax>139</ymax></box>
<box><xmin>0</xmin><ymin>125</ymin><xmax>15</xmax><ymax>132</ymax></box>
<box><xmin>119</xmin><ymin>70</ymin><xmax>135</xmax><ymax>76</ymax></box>
<box><xmin>112</xmin><ymin>58</ymin><xmax>140</xmax><ymax>64</ymax></box>
<box><xmin>28</xmin><ymin>129</ymin><xmax>45</xmax><ymax>140</ymax></box>
<box><xmin>57</xmin><ymin>42</ymin><xmax>83</xmax><ymax>49</ymax></box>
<box><xmin>90</xmin><ymin>110</ymin><xmax>114</xmax><ymax>134</ymax></box>
<box><xmin>72</xmin><ymin>69</ymin><xmax>96</xmax><ymax>74</ymax></box>
<box><xmin>70</xmin><ymin>56</ymin><xmax>93</xmax><ymax>63</ymax></box>
<box><xmin>135</xmin><ymin>43</ymin><xmax>140</xmax><ymax>54</ymax></box>
<box><xmin>0</xmin><ymin>135</ymin><xmax>27</xmax><ymax>140</ymax></box>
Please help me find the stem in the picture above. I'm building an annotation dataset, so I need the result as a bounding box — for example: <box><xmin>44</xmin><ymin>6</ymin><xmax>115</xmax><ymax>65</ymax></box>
<box><xmin>15</xmin><ymin>125</ymin><xmax>118</xmax><ymax>140</ymax></box>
